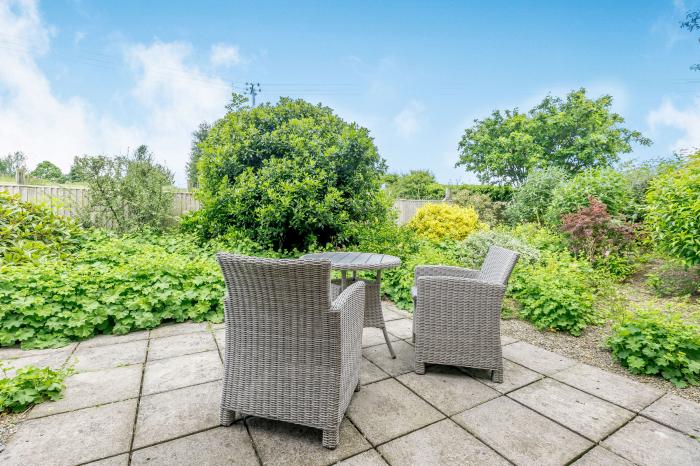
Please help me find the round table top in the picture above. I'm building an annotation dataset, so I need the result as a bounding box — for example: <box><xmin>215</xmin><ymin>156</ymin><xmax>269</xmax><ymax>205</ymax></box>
<box><xmin>300</xmin><ymin>251</ymin><xmax>401</xmax><ymax>271</ymax></box>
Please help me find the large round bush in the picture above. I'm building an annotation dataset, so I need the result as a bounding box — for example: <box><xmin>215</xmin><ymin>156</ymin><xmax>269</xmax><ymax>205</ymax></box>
<box><xmin>646</xmin><ymin>153</ymin><xmax>700</xmax><ymax>266</ymax></box>
<box><xmin>407</xmin><ymin>203</ymin><xmax>482</xmax><ymax>241</ymax></box>
<box><xmin>546</xmin><ymin>167</ymin><xmax>632</xmax><ymax>224</ymax></box>
<box><xmin>505</xmin><ymin>167</ymin><xmax>568</xmax><ymax>224</ymax></box>
<box><xmin>193</xmin><ymin>98</ymin><xmax>387</xmax><ymax>251</ymax></box>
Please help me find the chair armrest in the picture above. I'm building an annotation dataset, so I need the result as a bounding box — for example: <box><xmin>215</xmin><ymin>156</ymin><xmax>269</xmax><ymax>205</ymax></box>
<box><xmin>331</xmin><ymin>281</ymin><xmax>366</xmax><ymax>315</ymax></box>
<box><xmin>414</xmin><ymin>265</ymin><xmax>481</xmax><ymax>285</ymax></box>
<box><xmin>416</xmin><ymin>275</ymin><xmax>505</xmax><ymax>297</ymax></box>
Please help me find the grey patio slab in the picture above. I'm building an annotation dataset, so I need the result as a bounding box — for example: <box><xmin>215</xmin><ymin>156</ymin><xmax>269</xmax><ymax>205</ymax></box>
<box><xmin>133</xmin><ymin>380</ymin><xmax>222</xmax><ymax>449</ymax></box>
<box><xmin>214</xmin><ymin>328</ymin><xmax>225</xmax><ymax>352</ymax></box>
<box><xmin>502</xmin><ymin>341</ymin><xmax>576</xmax><ymax>376</ymax></box>
<box><xmin>381</xmin><ymin>304</ymin><xmax>407</xmax><ymax>322</ymax></box>
<box><xmin>247</xmin><ymin>417</ymin><xmax>369</xmax><ymax>466</ymax></box>
<box><xmin>146</xmin><ymin>331</ymin><xmax>217</xmax><ymax>361</ymax></box>
<box><xmin>378</xmin><ymin>418</ymin><xmax>509</xmax><ymax>466</ymax></box>
<box><xmin>397</xmin><ymin>365</ymin><xmax>501</xmax><ymax>416</ymax></box>
<box><xmin>346</xmin><ymin>378</ymin><xmax>444</xmax><ymax>445</ymax></box>
<box><xmin>339</xmin><ymin>449</ymin><xmax>388</xmax><ymax>466</ymax></box>
<box><xmin>78</xmin><ymin>331</ymin><xmax>149</xmax><ymax>349</ymax></box>
<box><xmin>0</xmin><ymin>399</ymin><xmax>136</xmax><ymax>466</ymax></box>
<box><xmin>572</xmin><ymin>446</ymin><xmax>634</xmax><ymax>466</ymax></box>
<box><xmin>453</xmin><ymin>396</ymin><xmax>592</xmax><ymax>466</ymax></box>
<box><xmin>603</xmin><ymin>417</ymin><xmax>700</xmax><ymax>466</ymax></box>
<box><xmin>85</xmin><ymin>454</ymin><xmax>130</xmax><ymax>466</ymax></box>
<box><xmin>29</xmin><ymin>364</ymin><xmax>142</xmax><ymax>419</ymax></box>
<box><xmin>1</xmin><ymin>350</ymin><xmax>72</xmax><ymax>377</ymax></box>
<box><xmin>384</xmin><ymin>318</ymin><xmax>413</xmax><ymax>340</ymax></box>
<box><xmin>362</xmin><ymin>340</ymin><xmax>415</xmax><ymax>377</ymax></box>
<box><xmin>500</xmin><ymin>335</ymin><xmax>518</xmax><ymax>345</ymax></box>
<box><xmin>149</xmin><ymin>321</ymin><xmax>210</xmax><ymax>339</ymax></box>
<box><xmin>0</xmin><ymin>342</ymin><xmax>76</xmax><ymax>360</ymax></box>
<box><xmin>362</xmin><ymin>327</ymin><xmax>399</xmax><ymax>348</ymax></box>
<box><xmin>69</xmin><ymin>339</ymin><xmax>147</xmax><ymax>372</ymax></box>
<box><xmin>641</xmin><ymin>393</ymin><xmax>700</xmax><ymax>437</ymax></box>
<box><xmin>361</xmin><ymin>357</ymin><xmax>389</xmax><ymax>385</ymax></box>
<box><xmin>552</xmin><ymin>363</ymin><xmax>663</xmax><ymax>412</ymax></box>
<box><xmin>131</xmin><ymin>426</ymin><xmax>257</xmax><ymax>466</ymax></box>
<box><xmin>466</xmin><ymin>359</ymin><xmax>542</xmax><ymax>394</ymax></box>
<box><xmin>141</xmin><ymin>350</ymin><xmax>222</xmax><ymax>395</ymax></box>
<box><xmin>508</xmin><ymin>378</ymin><xmax>634</xmax><ymax>441</ymax></box>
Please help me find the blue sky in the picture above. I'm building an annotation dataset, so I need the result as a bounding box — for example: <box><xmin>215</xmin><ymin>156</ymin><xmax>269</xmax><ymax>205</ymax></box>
<box><xmin>1</xmin><ymin>0</ymin><xmax>699</xmax><ymax>186</ymax></box>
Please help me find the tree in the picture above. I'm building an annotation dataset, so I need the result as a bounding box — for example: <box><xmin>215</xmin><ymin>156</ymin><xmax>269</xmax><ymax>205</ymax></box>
<box><xmin>76</xmin><ymin>145</ymin><xmax>175</xmax><ymax>232</ymax></box>
<box><xmin>681</xmin><ymin>10</ymin><xmax>700</xmax><ymax>70</ymax></box>
<box><xmin>192</xmin><ymin>97</ymin><xmax>388</xmax><ymax>251</ymax></box>
<box><xmin>0</xmin><ymin>151</ymin><xmax>27</xmax><ymax>177</ymax></box>
<box><xmin>457</xmin><ymin>88</ymin><xmax>651</xmax><ymax>186</ymax></box>
<box><xmin>384</xmin><ymin>170</ymin><xmax>445</xmax><ymax>199</ymax></box>
<box><xmin>30</xmin><ymin>161</ymin><xmax>64</xmax><ymax>182</ymax></box>
<box><xmin>186</xmin><ymin>122</ymin><xmax>211</xmax><ymax>188</ymax></box>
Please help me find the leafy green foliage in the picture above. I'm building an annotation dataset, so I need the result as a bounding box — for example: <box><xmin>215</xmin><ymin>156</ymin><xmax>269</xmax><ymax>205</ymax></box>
<box><xmin>546</xmin><ymin>167</ymin><xmax>633</xmax><ymax>225</ymax></box>
<box><xmin>0</xmin><ymin>192</ymin><xmax>84</xmax><ymax>264</ymax></box>
<box><xmin>510</xmin><ymin>252</ymin><xmax>601</xmax><ymax>336</ymax></box>
<box><xmin>30</xmin><ymin>161</ymin><xmax>65</xmax><ymax>182</ymax></box>
<box><xmin>450</xmin><ymin>184</ymin><xmax>514</xmax><ymax>202</ymax></box>
<box><xmin>194</xmin><ymin>98</ymin><xmax>387</xmax><ymax>251</ymax></box>
<box><xmin>510</xmin><ymin>223</ymin><xmax>569</xmax><ymax>253</ymax></box>
<box><xmin>384</xmin><ymin>170</ymin><xmax>445</xmax><ymax>200</ymax></box>
<box><xmin>0</xmin><ymin>151</ymin><xmax>27</xmax><ymax>177</ymax></box>
<box><xmin>76</xmin><ymin>145</ymin><xmax>175</xmax><ymax>233</ymax></box>
<box><xmin>0</xmin><ymin>364</ymin><xmax>72</xmax><ymax>413</ymax></box>
<box><xmin>453</xmin><ymin>229</ymin><xmax>540</xmax><ymax>268</ymax></box>
<box><xmin>457</xmin><ymin>88</ymin><xmax>650</xmax><ymax>185</ymax></box>
<box><xmin>452</xmin><ymin>191</ymin><xmax>506</xmax><ymax>226</ymax></box>
<box><xmin>408</xmin><ymin>203</ymin><xmax>483</xmax><ymax>241</ymax></box>
<box><xmin>645</xmin><ymin>261</ymin><xmax>699</xmax><ymax>298</ymax></box>
<box><xmin>0</xmin><ymin>233</ymin><xmax>223</xmax><ymax>349</ymax></box>
<box><xmin>505</xmin><ymin>167</ymin><xmax>568</xmax><ymax>224</ymax></box>
<box><xmin>607</xmin><ymin>308</ymin><xmax>700</xmax><ymax>387</ymax></box>
<box><xmin>645</xmin><ymin>152</ymin><xmax>700</xmax><ymax>266</ymax></box>
<box><xmin>186</xmin><ymin>121</ymin><xmax>211</xmax><ymax>188</ymax></box>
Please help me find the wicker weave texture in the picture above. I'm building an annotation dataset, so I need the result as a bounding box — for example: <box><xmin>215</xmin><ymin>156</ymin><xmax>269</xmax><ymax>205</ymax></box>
<box><xmin>216</xmin><ymin>254</ymin><xmax>365</xmax><ymax>449</ymax></box>
<box><xmin>412</xmin><ymin>246</ymin><xmax>519</xmax><ymax>382</ymax></box>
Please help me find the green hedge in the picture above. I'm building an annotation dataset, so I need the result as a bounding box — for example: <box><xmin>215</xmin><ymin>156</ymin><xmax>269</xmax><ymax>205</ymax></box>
<box><xmin>450</xmin><ymin>184</ymin><xmax>514</xmax><ymax>202</ymax></box>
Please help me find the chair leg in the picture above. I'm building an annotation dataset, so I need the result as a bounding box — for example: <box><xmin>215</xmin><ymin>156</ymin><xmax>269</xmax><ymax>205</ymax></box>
<box><xmin>355</xmin><ymin>380</ymin><xmax>361</xmax><ymax>392</ymax></box>
<box><xmin>381</xmin><ymin>327</ymin><xmax>396</xmax><ymax>359</ymax></box>
<box><xmin>220</xmin><ymin>406</ymin><xmax>236</xmax><ymax>426</ymax></box>
<box><xmin>322</xmin><ymin>427</ymin><xmax>339</xmax><ymax>449</ymax></box>
<box><xmin>491</xmin><ymin>369</ymin><xmax>503</xmax><ymax>383</ymax></box>
<box><xmin>415</xmin><ymin>361</ymin><xmax>426</xmax><ymax>375</ymax></box>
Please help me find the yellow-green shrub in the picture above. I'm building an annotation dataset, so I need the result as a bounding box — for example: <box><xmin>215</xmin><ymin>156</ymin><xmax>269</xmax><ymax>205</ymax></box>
<box><xmin>408</xmin><ymin>203</ymin><xmax>483</xmax><ymax>241</ymax></box>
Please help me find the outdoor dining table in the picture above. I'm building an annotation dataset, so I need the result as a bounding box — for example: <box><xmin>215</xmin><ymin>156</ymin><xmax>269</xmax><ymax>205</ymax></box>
<box><xmin>300</xmin><ymin>251</ymin><xmax>401</xmax><ymax>358</ymax></box>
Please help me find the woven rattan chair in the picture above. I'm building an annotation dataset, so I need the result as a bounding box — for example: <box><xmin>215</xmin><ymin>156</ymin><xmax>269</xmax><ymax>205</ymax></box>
<box><xmin>412</xmin><ymin>245</ymin><xmax>519</xmax><ymax>382</ymax></box>
<box><xmin>216</xmin><ymin>254</ymin><xmax>365</xmax><ymax>449</ymax></box>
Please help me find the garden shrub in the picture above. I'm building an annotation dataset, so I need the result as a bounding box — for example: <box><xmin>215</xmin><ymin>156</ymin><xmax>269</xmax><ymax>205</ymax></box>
<box><xmin>645</xmin><ymin>261</ymin><xmax>699</xmax><ymax>297</ymax></box>
<box><xmin>510</xmin><ymin>223</ymin><xmax>569</xmax><ymax>253</ymax></box>
<box><xmin>0</xmin><ymin>234</ymin><xmax>224</xmax><ymax>349</ymax></box>
<box><xmin>450</xmin><ymin>184</ymin><xmax>514</xmax><ymax>202</ymax></box>
<box><xmin>452</xmin><ymin>191</ymin><xmax>506</xmax><ymax>226</ymax></box>
<box><xmin>384</xmin><ymin>170</ymin><xmax>445</xmax><ymax>200</ymax></box>
<box><xmin>453</xmin><ymin>229</ymin><xmax>540</xmax><ymax>268</ymax></box>
<box><xmin>546</xmin><ymin>167</ymin><xmax>632</xmax><ymax>225</ymax></box>
<box><xmin>0</xmin><ymin>364</ymin><xmax>72</xmax><ymax>413</ymax></box>
<box><xmin>76</xmin><ymin>145</ymin><xmax>175</xmax><ymax>233</ymax></box>
<box><xmin>645</xmin><ymin>152</ymin><xmax>700</xmax><ymax>266</ymax></box>
<box><xmin>607</xmin><ymin>308</ymin><xmax>700</xmax><ymax>387</ymax></box>
<box><xmin>510</xmin><ymin>252</ymin><xmax>601</xmax><ymax>336</ymax></box>
<box><xmin>505</xmin><ymin>167</ymin><xmax>568</xmax><ymax>225</ymax></box>
<box><xmin>408</xmin><ymin>203</ymin><xmax>483</xmax><ymax>241</ymax></box>
<box><xmin>560</xmin><ymin>197</ymin><xmax>639</xmax><ymax>278</ymax></box>
<box><xmin>0</xmin><ymin>191</ymin><xmax>84</xmax><ymax>264</ymax></box>
<box><xmin>193</xmin><ymin>98</ymin><xmax>387</xmax><ymax>251</ymax></box>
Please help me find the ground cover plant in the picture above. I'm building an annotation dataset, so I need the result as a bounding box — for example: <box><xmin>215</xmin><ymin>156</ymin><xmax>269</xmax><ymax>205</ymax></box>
<box><xmin>0</xmin><ymin>364</ymin><xmax>72</xmax><ymax>413</ymax></box>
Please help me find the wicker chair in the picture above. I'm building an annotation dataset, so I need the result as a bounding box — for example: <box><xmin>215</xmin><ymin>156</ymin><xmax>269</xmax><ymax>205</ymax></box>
<box><xmin>412</xmin><ymin>246</ymin><xmax>519</xmax><ymax>382</ymax></box>
<box><xmin>216</xmin><ymin>254</ymin><xmax>365</xmax><ymax>449</ymax></box>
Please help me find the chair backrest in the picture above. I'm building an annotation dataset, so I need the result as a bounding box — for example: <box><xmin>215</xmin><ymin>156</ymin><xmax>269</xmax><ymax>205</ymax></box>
<box><xmin>216</xmin><ymin>253</ymin><xmax>331</xmax><ymax>318</ymax></box>
<box><xmin>480</xmin><ymin>245</ymin><xmax>519</xmax><ymax>285</ymax></box>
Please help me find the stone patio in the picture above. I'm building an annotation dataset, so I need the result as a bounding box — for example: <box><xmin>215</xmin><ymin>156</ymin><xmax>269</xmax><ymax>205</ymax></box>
<box><xmin>1</xmin><ymin>303</ymin><xmax>699</xmax><ymax>466</ymax></box>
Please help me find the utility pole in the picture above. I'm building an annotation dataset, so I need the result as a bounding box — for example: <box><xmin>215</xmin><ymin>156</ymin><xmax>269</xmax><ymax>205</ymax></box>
<box><xmin>245</xmin><ymin>82</ymin><xmax>261</xmax><ymax>106</ymax></box>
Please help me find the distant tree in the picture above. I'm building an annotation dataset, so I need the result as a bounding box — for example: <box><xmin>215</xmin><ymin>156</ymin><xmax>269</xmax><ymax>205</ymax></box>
<box><xmin>384</xmin><ymin>170</ymin><xmax>445</xmax><ymax>199</ymax></box>
<box><xmin>67</xmin><ymin>156</ymin><xmax>89</xmax><ymax>182</ymax></box>
<box><xmin>0</xmin><ymin>151</ymin><xmax>27</xmax><ymax>177</ymax></box>
<box><xmin>186</xmin><ymin>122</ymin><xmax>211</xmax><ymax>188</ymax></box>
<box><xmin>30</xmin><ymin>161</ymin><xmax>64</xmax><ymax>182</ymax></box>
<box><xmin>457</xmin><ymin>88</ymin><xmax>651</xmax><ymax>186</ymax></box>
<box><xmin>681</xmin><ymin>10</ymin><xmax>700</xmax><ymax>70</ymax></box>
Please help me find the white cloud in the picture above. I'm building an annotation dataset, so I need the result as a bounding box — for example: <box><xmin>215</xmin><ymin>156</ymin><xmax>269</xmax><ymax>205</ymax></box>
<box><xmin>393</xmin><ymin>100</ymin><xmax>425</xmax><ymax>137</ymax></box>
<box><xmin>647</xmin><ymin>97</ymin><xmax>700</xmax><ymax>152</ymax></box>
<box><xmin>209</xmin><ymin>43</ymin><xmax>242</xmax><ymax>67</ymax></box>
<box><xmin>0</xmin><ymin>0</ymin><xmax>233</xmax><ymax>186</ymax></box>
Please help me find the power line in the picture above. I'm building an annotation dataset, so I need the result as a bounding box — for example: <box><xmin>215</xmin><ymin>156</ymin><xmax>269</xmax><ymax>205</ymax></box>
<box><xmin>245</xmin><ymin>82</ymin><xmax>261</xmax><ymax>106</ymax></box>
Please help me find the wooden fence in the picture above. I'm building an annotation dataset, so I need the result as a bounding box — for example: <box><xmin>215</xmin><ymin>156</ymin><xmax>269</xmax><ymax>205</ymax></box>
<box><xmin>1</xmin><ymin>184</ymin><xmax>441</xmax><ymax>225</ymax></box>
<box><xmin>0</xmin><ymin>184</ymin><xmax>201</xmax><ymax>218</ymax></box>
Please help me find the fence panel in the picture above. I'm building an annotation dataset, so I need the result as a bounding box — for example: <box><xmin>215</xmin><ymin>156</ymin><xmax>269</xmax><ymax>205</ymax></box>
<box><xmin>392</xmin><ymin>199</ymin><xmax>451</xmax><ymax>225</ymax></box>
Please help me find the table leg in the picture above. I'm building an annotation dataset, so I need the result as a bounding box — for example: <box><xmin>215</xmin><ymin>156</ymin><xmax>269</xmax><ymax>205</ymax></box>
<box><xmin>376</xmin><ymin>270</ymin><xmax>397</xmax><ymax>359</ymax></box>
<box><xmin>341</xmin><ymin>270</ymin><xmax>347</xmax><ymax>290</ymax></box>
